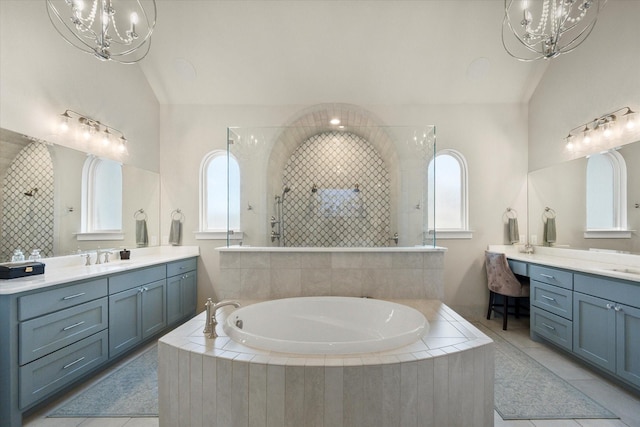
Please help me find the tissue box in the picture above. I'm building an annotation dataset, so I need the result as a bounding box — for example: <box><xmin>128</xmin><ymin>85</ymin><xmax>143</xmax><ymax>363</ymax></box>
<box><xmin>0</xmin><ymin>261</ymin><xmax>45</xmax><ymax>279</ymax></box>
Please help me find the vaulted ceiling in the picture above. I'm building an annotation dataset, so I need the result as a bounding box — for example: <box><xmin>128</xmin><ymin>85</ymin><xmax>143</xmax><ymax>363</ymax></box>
<box><xmin>137</xmin><ymin>0</ymin><xmax>550</xmax><ymax>106</ymax></box>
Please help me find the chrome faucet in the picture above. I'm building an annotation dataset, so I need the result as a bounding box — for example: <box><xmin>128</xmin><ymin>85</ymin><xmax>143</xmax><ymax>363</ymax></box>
<box><xmin>81</xmin><ymin>253</ymin><xmax>91</xmax><ymax>266</ymax></box>
<box><xmin>206</xmin><ymin>300</ymin><xmax>241</xmax><ymax>338</ymax></box>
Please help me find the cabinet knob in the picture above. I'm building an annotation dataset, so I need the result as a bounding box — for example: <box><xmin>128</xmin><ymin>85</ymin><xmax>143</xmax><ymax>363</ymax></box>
<box><xmin>606</xmin><ymin>303</ymin><xmax>613</xmax><ymax>310</ymax></box>
<box><xmin>614</xmin><ymin>305</ymin><xmax>622</xmax><ymax>312</ymax></box>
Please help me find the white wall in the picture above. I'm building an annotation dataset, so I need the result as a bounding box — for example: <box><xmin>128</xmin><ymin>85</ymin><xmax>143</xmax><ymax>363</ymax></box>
<box><xmin>159</xmin><ymin>103</ymin><xmax>529</xmax><ymax>315</ymax></box>
<box><xmin>528</xmin><ymin>0</ymin><xmax>640</xmax><ymax>172</ymax></box>
<box><xmin>0</xmin><ymin>1</ymin><xmax>160</xmax><ymax>173</ymax></box>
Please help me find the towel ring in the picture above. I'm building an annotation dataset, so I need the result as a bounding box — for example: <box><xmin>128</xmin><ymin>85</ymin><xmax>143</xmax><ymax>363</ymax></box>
<box><xmin>543</xmin><ymin>207</ymin><xmax>556</xmax><ymax>220</ymax></box>
<box><xmin>504</xmin><ymin>207</ymin><xmax>518</xmax><ymax>220</ymax></box>
<box><xmin>134</xmin><ymin>209</ymin><xmax>147</xmax><ymax>220</ymax></box>
<box><xmin>171</xmin><ymin>209</ymin><xmax>184</xmax><ymax>221</ymax></box>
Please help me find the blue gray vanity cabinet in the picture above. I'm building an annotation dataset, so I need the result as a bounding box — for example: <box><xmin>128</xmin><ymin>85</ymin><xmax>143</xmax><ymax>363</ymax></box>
<box><xmin>573</xmin><ymin>273</ymin><xmax>640</xmax><ymax>388</ymax></box>
<box><xmin>529</xmin><ymin>265</ymin><xmax>574</xmax><ymax>351</ymax></box>
<box><xmin>0</xmin><ymin>277</ymin><xmax>109</xmax><ymax>427</ymax></box>
<box><xmin>166</xmin><ymin>257</ymin><xmax>197</xmax><ymax>325</ymax></box>
<box><xmin>108</xmin><ymin>265</ymin><xmax>167</xmax><ymax>358</ymax></box>
<box><xmin>0</xmin><ymin>255</ymin><xmax>198</xmax><ymax>426</ymax></box>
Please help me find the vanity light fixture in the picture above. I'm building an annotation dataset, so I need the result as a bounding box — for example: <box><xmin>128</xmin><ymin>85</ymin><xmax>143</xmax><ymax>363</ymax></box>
<box><xmin>46</xmin><ymin>0</ymin><xmax>157</xmax><ymax>64</ymax></box>
<box><xmin>564</xmin><ymin>106</ymin><xmax>637</xmax><ymax>153</ymax></box>
<box><xmin>56</xmin><ymin>109</ymin><xmax>128</xmax><ymax>157</ymax></box>
<box><xmin>502</xmin><ymin>0</ymin><xmax>605</xmax><ymax>61</ymax></box>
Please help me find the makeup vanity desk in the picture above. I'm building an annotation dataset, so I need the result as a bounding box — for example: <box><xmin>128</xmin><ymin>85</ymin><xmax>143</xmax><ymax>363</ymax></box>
<box><xmin>0</xmin><ymin>246</ymin><xmax>200</xmax><ymax>427</ymax></box>
<box><xmin>488</xmin><ymin>245</ymin><xmax>640</xmax><ymax>394</ymax></box>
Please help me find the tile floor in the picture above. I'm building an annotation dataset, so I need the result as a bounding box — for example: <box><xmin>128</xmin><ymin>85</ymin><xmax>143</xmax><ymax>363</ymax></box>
<box><xmin>23</xmin><ymin>315</ymin><xmax>640</xmax><ymax>427</ymax></box>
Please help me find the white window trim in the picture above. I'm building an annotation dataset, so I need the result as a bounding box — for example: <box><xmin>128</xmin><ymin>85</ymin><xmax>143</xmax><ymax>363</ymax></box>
<box><xmin>585</xmin><ymin>150</ymin><xmax>628</xmax><ymax>233</ymax></box>
<box><xmin>199</xmin><ymin>150</ymin><xmax>242</xmax><ymax>235</ymax></box>
<box><xmin>429</xmin><ymin>149</ymin><xmax>472</xmax><ymax>238</ymax></box>
<box><xmin>75</xmin><ymin>232</ymin><xmax>125</xmax><ymax>241</ymax></box>
<box><xmin>195</xmin><ymin>231</ymin><xmax>244</xmax><ymax>240</ymax></box>
<box><xmin>428</xmin><ymin>229</ymin><xmax>474</xmax><ymax>240</ymax></box>
<box><xmin>583</xmin><ymin>229</ymin><xmax>632</xmax><ymax>239</ymax></box>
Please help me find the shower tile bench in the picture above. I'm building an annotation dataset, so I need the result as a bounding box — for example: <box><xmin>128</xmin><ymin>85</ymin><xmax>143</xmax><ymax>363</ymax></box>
<box><xmin>489</xmin><ymin>245</ymin><xmax>640</xmax><ymax>394</ymax></box>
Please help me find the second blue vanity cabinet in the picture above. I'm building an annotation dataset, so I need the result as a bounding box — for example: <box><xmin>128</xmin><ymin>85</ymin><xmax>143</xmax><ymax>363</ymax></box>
<box><xmin>166</xmin><ymin>258</ymin><xmax>197</xmax><ymax>325</ymax></box>
<box><xmin>574</xmin><ymin>273</ymin><xmax>640</xmax><ymax>388</ymax></box>
<box><xmin>573</xmin><ymin>292</ymin><xmax>616</xmax><ymax>372</ymax></box>
<box><xmin>530</xmin><ymin>265</ymin><xmax>574</xmax><ymax>351</ymax></box>
<box><xmin>108</xmin><ymin>266</ymin><xmax>167</xmax><ymax>358</ymax></box>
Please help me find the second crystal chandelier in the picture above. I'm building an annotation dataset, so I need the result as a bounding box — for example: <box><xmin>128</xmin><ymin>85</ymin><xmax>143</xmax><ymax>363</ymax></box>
<box><xmin>502</xmin><ymin>0</ymin><xmax>605</xmax><ymax>61</ymax></box>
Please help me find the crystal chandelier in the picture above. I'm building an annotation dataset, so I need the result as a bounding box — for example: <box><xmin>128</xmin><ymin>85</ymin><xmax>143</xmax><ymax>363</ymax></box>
<box><xmin>502</xmin><ymin>0</ymin><xmax>605</xmax><ymax>61</ymax></box>
<box><xmin>46</xmin><ymin>0</ymin><xmax>157</xmax><ymax>64</ymax></box>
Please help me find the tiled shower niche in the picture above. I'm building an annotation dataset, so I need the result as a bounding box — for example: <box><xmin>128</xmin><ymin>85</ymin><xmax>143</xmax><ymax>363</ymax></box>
<box><xmin>1</xmin><ymin>142</ymin><xmax>54</xmax><ymax>261</ymax></box>
<box><xmin>282</xmin><ymin>131</ymin><xmax>391</xmax><ymax>247</ymax></box>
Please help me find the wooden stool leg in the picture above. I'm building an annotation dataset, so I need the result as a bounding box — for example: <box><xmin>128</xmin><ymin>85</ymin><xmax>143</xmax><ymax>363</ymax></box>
<box><xmin>486</xmin><ymin>291</ymin><xmax>494</xmax><ymax>320</ymax></box>
<box><xmin>502</xmin><ymin>295</ymin><xmax>508</xmax><ymax>330</ymax></box>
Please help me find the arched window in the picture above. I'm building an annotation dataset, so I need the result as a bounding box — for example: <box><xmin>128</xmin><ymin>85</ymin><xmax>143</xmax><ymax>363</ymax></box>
<box><xmin>199</xmin><ymin>150</ymin><xmax>240</xmax><ymax>233</ymax></box>
<box><xmin>427</xmin><ymin>149</ymin><xmax>471</xmax><ymax>239</ymax></box>
<box><xmin>586</xmin><ymin>150</ymin><xmax>627</xmax><ymax>235</ymax></box>
<box><xmin>81</xmin><ymin>156</ymin><xmax>123</xmax><ymax>235</ymax></box>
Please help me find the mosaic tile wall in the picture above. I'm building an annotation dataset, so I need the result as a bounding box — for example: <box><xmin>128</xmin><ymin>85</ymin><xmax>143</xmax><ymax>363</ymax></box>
<box><xmin>282</xmin><ymin>131</ymin><xmax>390</xmax><ymax>247</ymax></box>
<box><xmin>1</xmin><ymin>142</ymin><xmax>54</xmax><ymax>261</ymax></box>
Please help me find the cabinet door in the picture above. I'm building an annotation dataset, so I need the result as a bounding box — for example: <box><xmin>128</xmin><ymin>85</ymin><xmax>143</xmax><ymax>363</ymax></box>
<box><xmin>166</xmin><ymin>275</ymin><xmax>183</xmax><ymax>325</ymax></box>
<box><xmin>109</xmin><ymin>287</ymin><xmax>142</xmax><ymax>358</ymax></box>
<box><xmin>616</xmin><ymin>303</ymin><xmax>640</xmax><ymax>388</ymax></box>
<box><xmin>573</xmin><ymin>292</ymin><xmax>616</xmax><ymax>372</ymax></box>
<box><xmin>181</xmin><ymin>272</ymin><xmax>197</xmax><ymax>319</ymax></box>
<box><xmin>142</xmin><ymin>280</ymin><xmax>167</xmax><ymax>339</ymax></box>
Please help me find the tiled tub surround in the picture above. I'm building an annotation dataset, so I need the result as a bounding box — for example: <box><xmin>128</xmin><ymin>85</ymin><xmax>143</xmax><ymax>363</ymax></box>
<box><xmin>158</xmin><ymin>299</ymin><xmax>494</xmax><ymax>427</ymax></box>
<box><xmin>216</xmin><ymin>246</ymin><xmax>445</xmax><ymax>301</ymax></box>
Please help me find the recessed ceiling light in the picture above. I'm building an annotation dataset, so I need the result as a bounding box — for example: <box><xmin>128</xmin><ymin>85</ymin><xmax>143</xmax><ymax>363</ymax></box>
<box><xmin>330</xmin><ymin>118</ymin><xmax>341</xmax><ymax>125</ymax></box>
<box><xmin>173</xmin><ymin>57</ymin><xmax>197</xmax><ymax>81</ymax></box>
<box><xmin>466</xmin><ymin>57</ymin><xmax>491</xmax><ymax>81</ymax></box>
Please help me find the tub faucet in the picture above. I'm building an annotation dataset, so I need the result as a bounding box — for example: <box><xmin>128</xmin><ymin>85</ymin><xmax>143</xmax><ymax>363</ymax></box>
<box><xmin>207</xmin><ymin>300</ymin><xmax>241</xmax><ymax>339</ymax></box>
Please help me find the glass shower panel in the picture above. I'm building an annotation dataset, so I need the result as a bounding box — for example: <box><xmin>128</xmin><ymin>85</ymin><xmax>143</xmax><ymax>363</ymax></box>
<box><xmin>226</xmin><ymin>124</ymin><xmax>436</xmax><ymax>248</ymax></box>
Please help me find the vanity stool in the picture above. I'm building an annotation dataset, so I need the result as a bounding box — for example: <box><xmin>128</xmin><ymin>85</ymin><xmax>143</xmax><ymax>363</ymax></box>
<box><xmin>485</xmin><ymin>251</ymin><xmax>530</xmax><ymax>330</ymax></box>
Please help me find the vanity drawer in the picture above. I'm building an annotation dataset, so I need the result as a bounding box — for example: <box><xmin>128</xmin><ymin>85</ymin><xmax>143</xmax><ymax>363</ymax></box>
<box><xmin>531</xmin><ymin>280</ymin><xmax>573</xmax><ymax>320</ymax></box>
<box><xmin>109</xmin><ymin>265</ymin><xmax>166</xmax><ymax>294</ymax></box>
<box><xmin>19</xmin><ymin>329</ymin><xmax>108</xmax><ymax>409</ymax></box>
<box><xmin>19</xmin><ymin>298</ymin><xmax>108</xmax><ymax>365</ymax></box>
<box><xmin>508</xmin><ymin>260</ymin><xmax>528</xmax><ymax>276</ymax></box>
<box><xmin>18</xmin><ymin>278</ymin><xmax>108</xmax><ymax>321</ymax></box>
<box><xmin>529</xmin><ymin>265</ymin><xmax>573</xmax><ymax>290</ymax></box>
<box><xmin>167</xmin><ymin>257</ymin><xmax>197</xmax><ymax>277</ymax></box>
<box><xmin>574</xmin><ymin>273</ymin><xmax>640</xmax><ymax>307</ymax></box>
<box><xmin>531</xmin><ymin>306</ymin><xmax>573</xmax><ymax>351</ymax></box>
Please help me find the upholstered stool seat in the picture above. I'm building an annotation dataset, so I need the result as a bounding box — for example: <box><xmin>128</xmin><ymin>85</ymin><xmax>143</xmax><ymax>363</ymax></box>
<box><xmin>485</xmin><ymin>251</ymin><xmax>530</xmax><ymax>330</ymax></box>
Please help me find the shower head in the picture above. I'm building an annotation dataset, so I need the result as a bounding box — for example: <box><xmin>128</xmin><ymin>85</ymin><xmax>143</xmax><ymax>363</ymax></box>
<box><xmin>281</xmin><ymin>186</ymin><xmax>291</xmax><ymax>199</ymax></box>
<box><xmin>24</xmin><ymin>188</ymin><xmax>38</xmax><ymax>197</ymax></box>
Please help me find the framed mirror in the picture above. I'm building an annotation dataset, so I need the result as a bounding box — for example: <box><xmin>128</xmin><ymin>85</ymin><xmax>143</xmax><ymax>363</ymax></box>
<box><xmin>528</xmin><ymin>140</ymin><xmax>640</xmax><ymax>254</ymax></box>
<box><xmin>1</xmin><ymin>128</ymin><xmax>160</xmax><ymax>262</ymax></box>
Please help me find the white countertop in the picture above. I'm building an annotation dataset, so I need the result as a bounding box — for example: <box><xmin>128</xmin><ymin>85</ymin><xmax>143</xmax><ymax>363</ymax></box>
<box><xmin>488</xmin><ymin>245</ymin><xmax>640</xmax><ymax>283</ymax></box>
<box><xmin>217</xmin><ymin>245</ymin><xmax>447</xmax><ymax>253</ymax></box>
<box><xmin>0</xmin><ymin>246</ymin><xmax>200</xmax><ymax>295</ymax></box>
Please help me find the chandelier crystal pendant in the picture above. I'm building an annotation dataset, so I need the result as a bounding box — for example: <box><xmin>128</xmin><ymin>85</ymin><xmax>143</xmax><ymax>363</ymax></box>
<box><xmin>46</xmin><ymin>0</ymin><xmax>157</xmax><ymax>64</ymax></box>
<box><xmin>502</xmin><ymin>0</ymin><xmax>605</xmax><ymax>61</ymax></box>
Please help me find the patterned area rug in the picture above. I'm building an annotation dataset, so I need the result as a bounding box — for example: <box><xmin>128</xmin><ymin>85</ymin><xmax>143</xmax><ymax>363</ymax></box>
<box><xmin>476</xmin><ymin>324</ymin><xmax>617</xmax><ymax>420</ymax></box>
<box><xmin>48</xmin><ymin>344</ymin><xmax>158</xmax><ymax>418</ymax></box>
